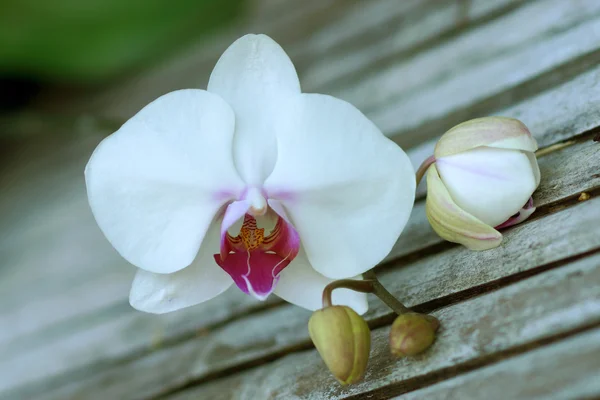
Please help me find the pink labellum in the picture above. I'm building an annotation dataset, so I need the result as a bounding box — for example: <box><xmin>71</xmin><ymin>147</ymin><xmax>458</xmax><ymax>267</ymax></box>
<box><xmin>215</xmin><ymin>213</ymin><xmax>300</xmax><ymax>300</ymax></box>
<box><xmin>495</xmin><ymin>197</ymin><xmax>535</xmax><ymax>229</ymax></box>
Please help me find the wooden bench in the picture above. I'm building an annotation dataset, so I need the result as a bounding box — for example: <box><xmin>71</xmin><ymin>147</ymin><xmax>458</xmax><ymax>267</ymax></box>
<box><xmin>1</xmin><ymin>0</ymin><xmax>599</xmax><ymax>398</ymax></box>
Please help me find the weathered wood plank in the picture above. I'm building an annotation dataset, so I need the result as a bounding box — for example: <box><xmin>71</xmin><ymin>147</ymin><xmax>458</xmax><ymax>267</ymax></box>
<box><xmin>0</xmin><ymin>102</ymin><xmax>596</xmax><ymax>395</ymax></box>
<box><xmin>38</xmin><ymin>0</ymin><xmax>420</xmax><ymax>121</ymax></box>
<box><xmin>166</xmin><ymin>250</ymin><xmax>600</xmax><ymax>400</ymax></box>
<box><xmin>0</xmin><ymin>134</ymin><xmax>264</xmax><ymax>335</ymax></box>
<box><xmin>4</xmin><ymin>2</ymin><xmax>600</xmax><ymax>393</ymax></box>
<box><xmin>350</xmin><ymin>0</ymin><xmax>600</xmax><ymax>145</ymax></box>
<box><xmin>289</xmin><ymin>0</ymin><xmax>423</xmax><ymax>69</ymax></box>
<box><xmin>301</xmin><ymin>0</ymin><xmax>521</xmax><ymax>91</ymax></box>
<box><xmin>37</xmin><ymin>0</ymin><xmax>600</xmax><ymax>155</ymax></box>
<box><xmin>38</xmin><ymin>0</ymin><xmax>524</xmax><ymax>124</ymax></box>
<box><xmin>1</xmin><ymin>114</ymin><xmax>598</xmax><ymax>395</ymax></box>
<box><xmin>340</xmin><ymin>0</ymin><xmax>599</xmax><ymax>109</ymax></box>
<box><xmin>0</xmin><ymin>135</ymin><xmax>132</xmax><ymax>335</ymax></box>
<box><xmin>13</xmin><ymin>194</ymin><xmax>600</xmax><ymax>400</ymax></box>
<box><xmin>1</xmin><ymin>1</ymin><xmax>598</xmax><ymax>398</ymax></box>
<box><xmin>0</xmin><ymin>135</ymin><xmax>275</xmax><ymax>394</ymax></box>
<box><xmin>395</xmin><ymin>328</ymin><xmax>600</xmax><ymax>400</ymax></box>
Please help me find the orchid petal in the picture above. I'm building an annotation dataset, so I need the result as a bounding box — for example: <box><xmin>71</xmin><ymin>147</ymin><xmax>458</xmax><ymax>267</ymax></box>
<box><xmin>274</xmin><ymin>251</ymin><xmax>368</xmax><ymax>315</ymax></box>
<box><xmin>85</xmin><ymin>89</ymin><xmax>245</xmax><ymax>273</ymax></box>
<box><xmin>215</xmin><ymin>209</ymin><xmax>300</xmax><ymax>301</ymax></box>
<box><xmin>129</xmin><ymin>220</ymin><xmax>233</xmax><ymax>313</ymax></box>
<box><xmin>214</xmin><ymin>251</ymin><xmax>290</xmax><ymax>301</ymax></box>
<box><xmin>435</xmin><ymin>117</ymin><xmax>538</xmax><ymax>158</ymax></box>
<box><xmin>436</xmin><ymin>146</ymin><xmax>537</xmax><ymax>227</ymax></box>
<box><xmin>526</xmin><ymin>151</ymin><xmax>541</xmax><ymax>187</ymax></box>
<box><xmin>208</xmin><ymin>34</ymin><xmax>301</xmax><ymax>185</ymax></box>
<box><xmin>426</xmin><ymin>164</ymin><xmax>503</xmax><ymax>250</ymax></box>
<box><xmin>266</xmin><ymin>199</ymin><xmax>301</xmax><ymax>261</ymax></box>
<box><xmin>495</xmin><ymin>197</ymin><xmax>536</xmax><ymax>229</ymax></box>
<box><xmin>264</xmin><ymin>94</ymin><xmax>415</xmax><ymax>279</ymax></box>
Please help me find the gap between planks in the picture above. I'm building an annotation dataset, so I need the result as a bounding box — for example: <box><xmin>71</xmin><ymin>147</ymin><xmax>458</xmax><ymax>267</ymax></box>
<box><xmin>4</xmin><ymin>1</ymin><xmax>600</xmax><ymax>392</ymax></box>
<box><xmin>34</xmin><ymin>0</ymin><xmax>514</xmax><ymax>120</ymax></box>
<box><xmin>165</xmin><ymin>246</ymin><xmax>600</xmax><ymax>399</ymax></box>
<box><xmin>305</xmin><ymin>0</ymin><xmax>525</xmax><ymax>93</ymax></box>
<box><xmin>2</xmin><ymin>123</ymin><xmax>598</xmax><ymax>398</ymax></box>
<box><xmin>163</xmin><ymin>243</ymin><xmax>600</xmax><ymax>399</ymax></box>
<box><xmin>394</xmin><ymin>328</ymin><xmax>600</xmax><ymax>400</ymax></box>
<box><xmin>15</xmin><ymin>191</ymin><xmax>600</xmax><ymax>400</ymax></box>
<box><xmin>346</xmin><ymin>322</ymin><xmax>600</xmax><ymax>400</ymax></box>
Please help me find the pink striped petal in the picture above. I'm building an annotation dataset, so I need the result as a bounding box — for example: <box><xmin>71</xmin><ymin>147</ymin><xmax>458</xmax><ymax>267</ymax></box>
<box><xmin>213</xmin><ymin>251</ymin><xmax>291</xmax><ymax>300</ymax></box>
<box><xmin>215</xmin><ymin>206</ymin><xmax>300</xmax><ymax>300</ymax></box>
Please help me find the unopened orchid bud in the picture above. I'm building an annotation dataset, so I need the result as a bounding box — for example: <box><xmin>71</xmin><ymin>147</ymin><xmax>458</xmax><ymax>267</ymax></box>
<box><xmin>308</xmin><ymin>306</ymin><xmax>371</xmax><ymax>385</ymax></box>
<box><xmin>389</xmin><ymin>313</ymin><xmax>439</xmax><ymax>357</ymax></box>
<box><xmin>424</xmin><ymin>117</ymin><xmax>540</xmax><ymax>250</ymax></box>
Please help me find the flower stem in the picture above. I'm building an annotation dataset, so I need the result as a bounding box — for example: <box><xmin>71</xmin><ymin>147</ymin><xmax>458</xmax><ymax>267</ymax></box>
<box><xmin>322</xmin><ymin>270</ymin><xmax>411</xmax><ymax>315</ymax></box>
<box><xmin>363</xmin><ymin>270</ymin><xmax>412</xmax><ymax>314</ymax></box>
<box><xmin>415</xmin><ymin>155</ymin><xmax>436</xmax><ymax>185</ymax></box>
<box><xmin>322</xmin><ymin>279</ymin><xmax>376</xmax><ymax>308</ymax></box>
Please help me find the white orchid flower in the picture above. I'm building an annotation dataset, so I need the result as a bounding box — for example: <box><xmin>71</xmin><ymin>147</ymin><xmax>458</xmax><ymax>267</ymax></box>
<box><xmin>85</xmin><ymin>34</ymin><xmax>415</xmax><ymax>315</ymax></box>
<box><xmin>418</xmin><ymin>117</ymin><xmax>541</xmax><ymax>251</ymax></box>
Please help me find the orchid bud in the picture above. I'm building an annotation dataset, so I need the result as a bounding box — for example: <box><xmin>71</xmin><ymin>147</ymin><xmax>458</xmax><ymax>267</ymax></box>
<box><xmin>389</xmin><ymin>313</ymin><xmax>439</xmax><ymax>357</ymax></box>
<box><xmin>425</xmin><ymin>117</ymin><xmax>541</xmax><ymax>250</ymax></box>
<box><xmin>308</xmin><ymin>306</ymin><xmax>371</xmax><ymax>385</ymax></box>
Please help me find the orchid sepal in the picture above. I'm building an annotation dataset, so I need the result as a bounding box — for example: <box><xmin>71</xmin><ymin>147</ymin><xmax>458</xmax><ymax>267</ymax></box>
<box><xmin>434</xmin><ymin>116</ymin><xmax>538</xmax><ymax>158</ymax></box>
<box><xmin>425</xmin><ymin>164</ymin><xmax>503</xmax><ymax>251</ymax></box>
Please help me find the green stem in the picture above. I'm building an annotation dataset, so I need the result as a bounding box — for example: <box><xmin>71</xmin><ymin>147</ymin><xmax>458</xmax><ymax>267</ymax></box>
<box><xmin>322</xmin><ymin>279</ymin><xmax>376</xmax><ymax>308</ymax></box>
<box><xmin>363</xmin><ymin>270</ymin><xmax>411</xmax><ymax>314</ymax></box>
<box><xmin>322</xmin><ymin>270</ymin><xmax>411</xmax><ymax>315</ymax></box>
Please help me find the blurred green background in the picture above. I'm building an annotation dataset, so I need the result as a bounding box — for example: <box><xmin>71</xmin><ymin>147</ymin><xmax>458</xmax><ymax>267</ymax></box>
<box><xmin>0</xmin><ymin>0</ymin><xmax>243</xmax><ymax>82</ymax></box>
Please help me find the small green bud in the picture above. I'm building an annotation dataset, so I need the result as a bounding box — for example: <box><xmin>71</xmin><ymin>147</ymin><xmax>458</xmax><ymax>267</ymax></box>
<box><xmin>308</xmin><ymin>306</ymin><xmax>371</xmax><ymax>385</ymax></box>
<box><xmin>389</xmin><ymin>313</ymin><xmax>439</xmax><ymax>357</ymax></box>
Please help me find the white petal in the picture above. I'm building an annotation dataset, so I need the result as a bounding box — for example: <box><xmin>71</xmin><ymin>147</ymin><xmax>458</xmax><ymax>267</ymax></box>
<box><xmin>85</xmin><ymin>89</ymin><xmax>245</xmax><ymax>273</ymax></box>
<box><xmin>208</xmin><ymin>34</ymin><xmax>301</xmax><ymax>185</ymax></box>
<box><xmin>525</xmin><ymin>151</ymin><xmax>541</xmax><ymax>187</ymax></box>
<box><xmin>264</xmin><ymin>94</ymin><xmax>415</xmax><ymax>279</ymax></box>
<box><xmin>426</xmin><ymin>164</ymin><xmax>502</xmax><ymax>250</ymax></box>
<box><xmin>274</xmin><ymin>251</ymin><xmax>368</xmax><ymax>315</ymax></box>
<box><xmin>436</xmin><ymin>147</ymin><xmax>537</xmax><ymax>227</ymax></box>
<box><xmin>129</xmin><ymin>220</ymin><xmax>232</xmax><ymax>313</ymax></box>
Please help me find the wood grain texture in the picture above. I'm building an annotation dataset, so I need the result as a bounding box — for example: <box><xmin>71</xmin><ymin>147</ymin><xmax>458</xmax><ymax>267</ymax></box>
<box><xmin>339</xmin><ymin>0</ymin><xmax>600</xmax><ymax>110</ymax></box>
<box><xmin>12</xmin><ymin>195</ymin><xmax>600</xmax><ymax>400</ymax></box>
<box><xmin>2</xmin><ymin>1</ymin><xmax>600</xmax><ymax>398</ymax></box>
<box><xmin>166</xmin><ymin>250</ymin><xmax>600</xmax><ymax>400</ymax></box>
<box><xmin>35</xmin><ymin>0</ymin><xmax>420</xmax><ymax>121</ymax></box>
<box><xmin>0</xmin><ymin>135</ymin><xmax>277</xmax><ymax>394</ymax></box>
<box><xmin>354</xmin><ymin>0</ymin><xmax>600</xmax><ymax>146</ymax></box>
<box><xmin>300</xmin><ymin>0</ymin><xmax>521</xmax><ymax>91</ymax></box>
<box><xmin>1</xmin><ymin>111</ymin><xmax>598</xmax><ymax>395</ymax></box>
<box><xmin>395</xmin><ymin>328</ymin><xmax>600</xmax><ymax>400</ymax></box>
<box><xmin>36</xmin><ymin>0</ymin><xmax>526</xmax><ymax>126</ymax></box>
